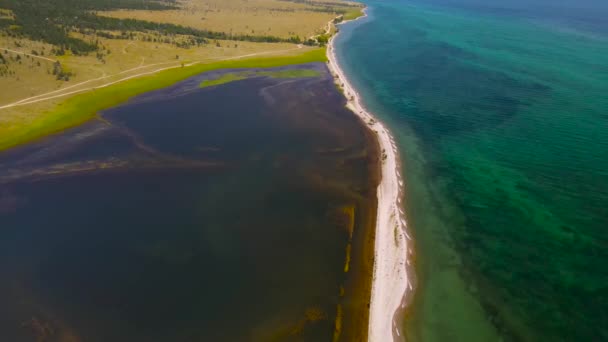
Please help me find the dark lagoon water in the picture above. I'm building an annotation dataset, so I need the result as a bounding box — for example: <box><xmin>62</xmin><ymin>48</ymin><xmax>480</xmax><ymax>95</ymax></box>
<box><xmin>334</xmin><ymin>0</ymin><xmax>608</xmax><ymax>341</ymax></box>
<box><xmin>0</xmin><ymin>64</ymin><xmax>379</xmax><ymax>341</ymax></box>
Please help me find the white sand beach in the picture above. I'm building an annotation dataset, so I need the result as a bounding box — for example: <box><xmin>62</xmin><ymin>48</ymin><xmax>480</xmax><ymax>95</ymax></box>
<box><xmin>327</xmin><ymin>9</ymin><xmax>411</xmax><ymax>342</ymax></box>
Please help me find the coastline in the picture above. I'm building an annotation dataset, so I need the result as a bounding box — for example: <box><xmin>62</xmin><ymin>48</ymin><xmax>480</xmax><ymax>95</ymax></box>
<box><xmin>327</xmin><ymin>9</ymin><xmax>411</xmax><ymax>342</ymax></box>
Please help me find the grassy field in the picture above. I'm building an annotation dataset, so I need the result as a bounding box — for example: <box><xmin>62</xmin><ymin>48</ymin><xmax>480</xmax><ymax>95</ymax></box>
<box><xmin>343</xmin><ymin>7</ymin><xmax>365</xmax><ymax>21</ymax></box>
<box><xmin>100</xmin><ymin>0</ymin><xmax>358</xmax><ymax>39</ymax></box>
<box><xmin>0</xmin><ymin>0</ymin><xmax>361</xmax><ymax>107</ymax></box>
<box><xmin>0</xmin><ymin>0</ymin><xmax>362</xmax><ymax>151</ymax></box>
<box><xmin>0</xmin><ymin>35</ymin><xmax>297</xmax><ymax>104</ymax></box>
<box><xmin>0</xmin><ymin>48</ymin><xmax>327</xmax><ymax>151</ymax></box>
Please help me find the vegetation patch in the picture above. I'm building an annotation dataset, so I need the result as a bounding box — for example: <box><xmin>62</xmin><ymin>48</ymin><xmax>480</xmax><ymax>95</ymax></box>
<box><xmin>342</xmin><ymin>8</ymin><xmax>365</xmax><ymax>21</ymax></box>
<box><xmin>332</xmin><ymin>303</ymin><xmax>343</xmax><ymax>342</ymax></box>
<box><xmin>200</xmin><ymin>68</ymin><xmax>320</xmax><ymax>88</ymax></box>
<box><xmin>257</xmin><ymin>68</ymin><xmax>320</xmax><ymax>78</ymax></box>
<box><xmin>0</xmin><ymin>48</ymin><xmax>327</xmax><ymax>151</ymax></box>
<box><xmin>199</xmin><ymin>73</ymin><xmax>248</xmax><ymax>88</ymax></box>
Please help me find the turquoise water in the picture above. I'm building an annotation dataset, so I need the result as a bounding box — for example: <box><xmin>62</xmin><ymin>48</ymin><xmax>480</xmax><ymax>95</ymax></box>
<box><xmin>335</xmin><ymin>0</ymin><xmax>608</xmax><ymax>340</ymax></box>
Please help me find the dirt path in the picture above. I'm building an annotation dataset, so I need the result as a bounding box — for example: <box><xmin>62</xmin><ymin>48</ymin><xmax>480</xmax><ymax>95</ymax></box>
<box><xmin>122</xmin><ymin>42</ymin><xmax>136</xmax><ymax>54</ymax></box>
<box><xmin>8</xmin><ymin>60</ymin><xmax>176</xmax><ymax>107</ymax></box>
<box><xmin>308</xmin><ymin>15</ymin><xmax>340</xmax><ymax>42</ymax></box>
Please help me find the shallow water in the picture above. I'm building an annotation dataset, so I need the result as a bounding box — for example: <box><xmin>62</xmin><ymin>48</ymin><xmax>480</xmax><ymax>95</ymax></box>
<box><xmin>0</xmin><ymin>64</ymin><xmax>379</xmax><ymax>341</ymax></box>
<box><xmin>335</xmin><ymin>1</ymin><xmax>608</xmax><ymax>341</ymax></box>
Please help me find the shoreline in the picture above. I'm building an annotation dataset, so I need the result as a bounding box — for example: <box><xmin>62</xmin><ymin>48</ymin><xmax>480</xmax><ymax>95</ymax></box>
<box><xmin>0</xmin><ymin>48</ymin><xmax>325</xmax><ymax>153</ymax></box>
<box><xmin>326</xmin><ymin>9</ymin><xmax>412</xmax><ymax>342</ymax></box>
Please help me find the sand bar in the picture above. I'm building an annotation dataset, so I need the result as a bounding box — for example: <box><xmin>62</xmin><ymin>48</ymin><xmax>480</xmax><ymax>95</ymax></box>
<box><xmin>327</xmin><ymin>8</ymin><xmax>411</xmax><ymax>342</ymax></box>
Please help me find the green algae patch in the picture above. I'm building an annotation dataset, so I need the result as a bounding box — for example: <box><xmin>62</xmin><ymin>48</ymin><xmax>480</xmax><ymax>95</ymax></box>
<box><xmin>258</xmin><ymin>69</ymin><xmax>320</xmax><ymax>79</ymax></box>
<box><xmin>341</xmin><ymin>205</ymin><xmax>356</xmax><ymax>239</ymax></box>
<box><xmin>199</xmin><ymin>73</ymin><xmax>248</xmax><ymax>88</ymax></box>
<box><xmin>0</xmin><ymin>48</ymin><xmax>327</xmax><ymax>152</ymax></box>
<box><xmin>332</xmin><ymin>304</ymin><xmax>343</xmax><ymax>342</ymax></box>
<box><xmin>200</xmin><ymin>68</ymin><xmax>320</xmax><ymax>88</ymax></box>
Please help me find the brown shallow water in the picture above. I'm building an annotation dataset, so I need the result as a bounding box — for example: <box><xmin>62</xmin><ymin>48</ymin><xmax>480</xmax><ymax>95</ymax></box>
<box><xmin>0</xmin><ymin>63</ymin><xmax>379</xmax><ymax>341</ymax></box>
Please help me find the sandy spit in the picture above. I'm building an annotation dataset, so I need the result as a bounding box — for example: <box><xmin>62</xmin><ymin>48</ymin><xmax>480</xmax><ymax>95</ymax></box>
<box><xmin>327</xmin><ymin>8</ymin><xmax>411</xmax><ymax>342</ymax></box>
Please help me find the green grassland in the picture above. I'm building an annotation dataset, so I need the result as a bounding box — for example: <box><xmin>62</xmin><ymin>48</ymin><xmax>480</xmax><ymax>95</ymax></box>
<box><xmin>342</xmin><ymin>8</ymin><xmax>365</xmax><ymax>21</ymax></box>
<box><xmin>0</xmin><ymin>48</ymin><xmax>327</xmax><ymax>151</ymax></box>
